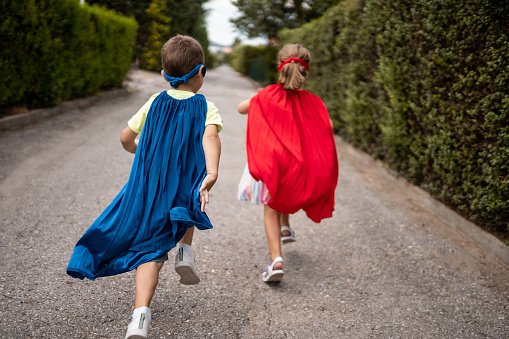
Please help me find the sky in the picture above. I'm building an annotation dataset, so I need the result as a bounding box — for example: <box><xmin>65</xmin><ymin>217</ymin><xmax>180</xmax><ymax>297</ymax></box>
<box><xmin>205</xmin><ymin>0</ymin><xmax>267</xmax><ymax>46</ymax></box>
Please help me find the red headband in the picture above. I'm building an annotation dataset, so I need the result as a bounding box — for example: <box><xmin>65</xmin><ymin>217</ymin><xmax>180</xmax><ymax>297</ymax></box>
<box><xmin>278</xmin><ymin>57</ymin><xmax>309</xmax><ymax>72</ymax></box>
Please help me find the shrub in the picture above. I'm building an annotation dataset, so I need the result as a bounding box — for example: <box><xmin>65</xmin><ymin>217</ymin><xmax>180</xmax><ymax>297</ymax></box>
<box><xmin>279</xmin><ymin>0</ymin><xmax>509</xmax><ymax>238</ymax></box>
<box><xmin>0</xmin><ymin>0</ymin><xmax>138</xmax><ymax>109</ymax></box>
<box><xmin>230</xmin><ymin>44</ymin><xmax>279</xmax><ymax>85</ymax></box>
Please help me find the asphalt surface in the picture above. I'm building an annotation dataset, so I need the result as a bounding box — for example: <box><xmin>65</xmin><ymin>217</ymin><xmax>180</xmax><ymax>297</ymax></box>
<box><xmin>0</xmin><ymin>66</ymin><xmax>508</xmax><ymax>338</ymax></box>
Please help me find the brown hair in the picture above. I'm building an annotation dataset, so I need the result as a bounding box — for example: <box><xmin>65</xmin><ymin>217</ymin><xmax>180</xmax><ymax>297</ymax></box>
<box><xmin>278</xmin><ymin>44</ymin><xmax>311</xmax><ymax>90</ymax></box>
<box><xmin>161</xmin><ymin>35</ymin><xmax>205</xmax><ymax>77</ymax></box>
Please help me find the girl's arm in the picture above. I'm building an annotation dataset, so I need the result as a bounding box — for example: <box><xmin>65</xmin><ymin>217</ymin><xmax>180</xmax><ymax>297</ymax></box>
<box><xmin>199</xmin><ymin>124</ymin><xmax>221</xmax><ymax>212</ymax></box>
<box><xmin>120</xmin><ymin>126</ymin><xmax>139</xmax><ymax>154</ymax></box>
<box><xmin>237</xmin><ymin>98</ymin><xmax>251</xmax><ymax>114</ymax></box>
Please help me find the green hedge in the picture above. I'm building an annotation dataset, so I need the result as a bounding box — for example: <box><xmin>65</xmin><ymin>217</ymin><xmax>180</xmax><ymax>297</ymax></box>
<box><xmin>279</xmin><ymin>0</ymin><xmax>509</xmax><ymax>238</ymax></box>
<box><xmin>0</xmin><ymin>0</ymin><xmax>138</xmax><ymax>108</ymax></box>
<box><xmin>230</xmin><ymin>44</ymin><xmax>279</xmax><ymax>85</ymax></box>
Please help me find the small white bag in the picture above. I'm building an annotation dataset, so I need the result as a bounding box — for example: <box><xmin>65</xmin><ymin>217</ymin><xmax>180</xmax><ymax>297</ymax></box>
<box><xmin>237</xmin><ymin>164</ymin><xmax>270</xmax><ymax>205</ymax></box>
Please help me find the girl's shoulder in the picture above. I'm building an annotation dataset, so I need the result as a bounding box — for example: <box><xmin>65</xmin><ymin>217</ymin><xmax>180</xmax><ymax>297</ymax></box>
<box><xmin>297</xmin><ymin>88</ymin><xmax>324</xmax><ymax>102</ymax></box>
<box><xmin>257</xmin><ymin>84</ymin><xmax>286</xmax><ymax>97</ymax></box>
<box><xmin>260</xmin><ymin>84</ymin><xmax>318</xmax><ymax>96</ymax></box>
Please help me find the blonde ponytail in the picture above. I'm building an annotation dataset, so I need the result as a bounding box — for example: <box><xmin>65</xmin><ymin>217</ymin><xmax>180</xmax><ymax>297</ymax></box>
<box><xmin>278</xmin><ymin>44</ymin><xmax>311</xmax><ymax>91</ymax></box>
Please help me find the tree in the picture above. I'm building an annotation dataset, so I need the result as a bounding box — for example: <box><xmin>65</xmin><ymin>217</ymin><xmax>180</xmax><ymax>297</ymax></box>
<box><xmin>86</xmin><ymin>0</ymin><xmax>211</xmax><ymax>68</ymax></box>
<box><xmin>231</xmin><ymin>0</ymin><xmax>340</xmax><ymax>39</ymax></box>
<box><xmin>86</xmin><ymin>0</ymin><xmax>153</xmax><ymax>61</ymax></box>
<box><xmin>86</xmin><ymin>0</ymin><xmax>151</xmax><ymax>18</ymax></box>
<box><xmin>164</xmin><ymin>0</ymin><xmax>211</xmax><ymax>64</ymax></box>
<box><xmin>140</xmin><ymin>0</ymin><xmax>171</xmax><ymax>71</ymax></box>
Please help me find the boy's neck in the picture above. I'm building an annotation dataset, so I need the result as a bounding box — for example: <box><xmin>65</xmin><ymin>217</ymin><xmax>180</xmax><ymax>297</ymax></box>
<box><xmin>172</xmin><ymin>83</ymin><xmax>198</xmax><ymax>94</ymax></box>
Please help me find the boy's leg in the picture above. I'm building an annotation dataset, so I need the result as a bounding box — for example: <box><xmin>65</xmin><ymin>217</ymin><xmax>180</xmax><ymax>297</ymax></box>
<box><xmin>264</xmin><ymin>205</ymin><xmax>283</xmax><ymax>270</ymax></box>
<box><xmin>127</xmin><ymin>261</ymin><xmax>164</xmax><ymax>339</ymax></box>
<box><xmin>175</xmin><ymin>226</ymin><xmax>200</xmax><ymax>285</ymax></box>
<box><xmin>135</xmin><ymin>261</ymin><xmax>164</xmax><ymax>308</ymax></box>
<box><xmin>179</xmin><ymin>226</ymin><xmax>194</xmax><ymax>246</ymax></box>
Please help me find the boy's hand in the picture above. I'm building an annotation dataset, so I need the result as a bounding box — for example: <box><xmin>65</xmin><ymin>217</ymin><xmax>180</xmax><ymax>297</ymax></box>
<box><xmin>199</xmin><ymin>173</ymin><xmax>218</xmax><ymax>212</ymax></box>
<box><xmin>200</xmin><ymin>124</ymin><xmax>221</xmax><ymax>212</ymax></box>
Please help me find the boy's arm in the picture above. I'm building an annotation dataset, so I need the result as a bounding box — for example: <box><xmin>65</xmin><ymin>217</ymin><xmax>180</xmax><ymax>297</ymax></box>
<box><xmin>237</xmin><ymin>98</ymin><xmax>251</xmax><ymax>114</ymax></box>
<box><xmin>199</xmin><ymin>124</ymin><xmax>221</xmax><ymax>212</ymax></box>
<box><xmin>120</xmin><ymin>126</ymin><xmax>139</xmax><ymax>154</ymax></box>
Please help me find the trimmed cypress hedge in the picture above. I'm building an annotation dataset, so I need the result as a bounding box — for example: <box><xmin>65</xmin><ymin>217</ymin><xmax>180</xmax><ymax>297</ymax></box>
<box><xmin>0</xmin><ymin>0</ymin><xmax>138</xmax><ymax>109</ymax></box>
<box><xmin>279</xmin><ymin>0</ymin><xmax>509</xmax><ymax>239</ymax></box>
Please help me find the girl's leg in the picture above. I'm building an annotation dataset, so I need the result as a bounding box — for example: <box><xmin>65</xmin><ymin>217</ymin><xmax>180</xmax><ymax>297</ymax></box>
<box><xmin>264</xmin><ymin>205</ymin><xmax>283</xmax><ymax>270</ymax></box>
<box><xmin>135</xmin><ymin>261</ymin><xmax>164</xmax><ymax>308</ymax></box>
<box><xmin>280</xmin><ymin>214</ymin><xmax>290</xmax><ymax>228</ymax></box>
<box><xmin>280</xmin><ymin>214</ymin><xmax>292</xmax><ymax>237</ymax></box>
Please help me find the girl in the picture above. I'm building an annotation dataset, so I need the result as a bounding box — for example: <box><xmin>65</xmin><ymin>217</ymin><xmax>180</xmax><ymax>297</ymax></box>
<box><xmin>238</xmin><ymin>44</ymin><xmax>338</xmax><ymax>282</ymax></box>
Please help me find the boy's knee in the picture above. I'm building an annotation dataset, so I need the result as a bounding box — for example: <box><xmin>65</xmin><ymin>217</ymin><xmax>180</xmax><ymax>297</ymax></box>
<box><xmin>153</xmin><ymin>261</ymin><xmax>164</xmax><ymax>271</ymax></box>
<box><xmin>138</xmin><ymin>261</ymin><xmax>165</xmax><ymax>272</ymax></box>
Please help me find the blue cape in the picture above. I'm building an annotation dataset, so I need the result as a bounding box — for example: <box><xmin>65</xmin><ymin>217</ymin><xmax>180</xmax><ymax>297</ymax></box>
<box><xmin>67</xmin><ymin>91</ymin><xmax>212</xmax><ymax>280</ymax></box>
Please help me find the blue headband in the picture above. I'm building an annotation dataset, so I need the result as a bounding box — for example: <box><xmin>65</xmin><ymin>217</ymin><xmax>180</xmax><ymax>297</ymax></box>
<box><xmin>163</xmin><ymin>64</ymin><xmax>205</xmax><ymax>88</ymax></box>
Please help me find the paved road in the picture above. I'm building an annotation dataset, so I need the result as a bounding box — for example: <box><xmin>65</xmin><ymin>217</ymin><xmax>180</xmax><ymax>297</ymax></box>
<box><xmin>0</xmin><ymin>66</ymin><xmax>508</xmax><ymax>338</ymax></box>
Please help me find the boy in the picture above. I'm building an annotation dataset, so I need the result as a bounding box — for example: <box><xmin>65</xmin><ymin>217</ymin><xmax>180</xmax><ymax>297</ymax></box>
<box><xmin>67</xmin><ymin>35</ymin><xmax>222</xmax><ymax>339</ymax></box>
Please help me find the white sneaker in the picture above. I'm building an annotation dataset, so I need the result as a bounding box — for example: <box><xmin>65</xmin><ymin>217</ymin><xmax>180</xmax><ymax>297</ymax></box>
<box><xmin>125</xmin><ymin>313</ymin><xmax>150</xmax><ymax>339</ymax></box>
<box><xmin>174</xmin><ymin>245</ymin><xmax>200</xmax><ymax>285</ymax></box>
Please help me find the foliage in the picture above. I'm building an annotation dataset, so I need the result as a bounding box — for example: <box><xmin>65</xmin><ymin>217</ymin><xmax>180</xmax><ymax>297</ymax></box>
<box><xmin>88</xmin><ymin>0</ymin><xmax>213</xmax><ymax>69</ymax></box>
<box><xmin>231</xmin><ymin>0</ymin><xmax>340</xmax><ymax>39</ymax></box>
<box><xmin>230</xmin><ymin>44</ymin><xmax>279</xmax><ymax>85</ymax></box>
<box><xmin>162</xmin><ymin>0</ymin><xmax>211</xmax><ymax>65</ymax></box>
<box><xmin>85</xmin><ymin>0</ymin><xmax>150</xmax><ymax>17</ymax></box>
<box><xmin>279</xmin><ymin>0</ymin><xmax>509</xmax><ymax>239</ymax></box>
<box><xmin>0</xmin><ymin>0</ymin><xmax>137</xmax><ymax>108</ymax></box>
<box><xmin>86</xmin><ymin>0</ymin><xmax>151</xmax><ymax>60</ymax></box>
<box><xmin>140</xmin><ymin>0</ymin><xmax>171</xmax><ymax>71</ymax></box>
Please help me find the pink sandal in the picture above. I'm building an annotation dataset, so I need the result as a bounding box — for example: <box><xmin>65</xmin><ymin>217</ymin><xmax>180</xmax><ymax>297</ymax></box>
<box><xmin>262</xmin><ymin>256</ymin><xmax>284</xmax><ymax>282</ymax></box>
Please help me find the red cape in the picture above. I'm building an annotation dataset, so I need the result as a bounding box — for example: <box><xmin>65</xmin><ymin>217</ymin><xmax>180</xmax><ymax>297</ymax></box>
<box><xmin>247</xmin><ymin>84</ymin><xmax>338</xmax><ymax>223</ymax></box>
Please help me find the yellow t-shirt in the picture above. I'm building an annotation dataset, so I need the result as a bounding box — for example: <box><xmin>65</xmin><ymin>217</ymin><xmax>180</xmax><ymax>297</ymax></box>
<box><xmin>128</xmin><ymin>90</ymin><xmax>223</xmax><ymax>134</ymax></box>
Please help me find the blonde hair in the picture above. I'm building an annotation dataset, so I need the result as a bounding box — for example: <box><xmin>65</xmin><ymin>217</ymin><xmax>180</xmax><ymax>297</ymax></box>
<box><xmin>278</xmin><ymin>44</ymin><xmax>311</xmax><ymax>90</ymax></box>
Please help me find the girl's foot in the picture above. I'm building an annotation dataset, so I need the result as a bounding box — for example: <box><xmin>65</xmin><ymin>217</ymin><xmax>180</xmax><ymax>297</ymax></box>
<box><xmin>281</xmin><ymin>226</ymin><xmax>296</xmax><ymax>244</ymax></box>
<box><xmin>262</xmin><ymin>256</ymin><xmax>284</xmax><ymax>282</ymax></box>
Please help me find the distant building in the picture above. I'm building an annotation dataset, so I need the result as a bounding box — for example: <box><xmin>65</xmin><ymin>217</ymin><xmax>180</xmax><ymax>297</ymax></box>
<box><xmin>209</xmin><ymin>42</ymin><xmax>231</xmax><ymax>55</ymax></box>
